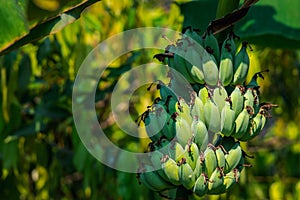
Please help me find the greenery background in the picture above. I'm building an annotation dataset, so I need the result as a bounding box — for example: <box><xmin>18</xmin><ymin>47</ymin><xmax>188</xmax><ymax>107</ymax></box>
<box><xmin>0</xmin><ymin>0</ymin><xmax>299</xmax><ymax>199</ymax></box>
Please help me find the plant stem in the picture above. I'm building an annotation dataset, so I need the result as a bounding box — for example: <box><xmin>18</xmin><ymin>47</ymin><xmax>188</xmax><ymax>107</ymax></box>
<box><xmin>215</xmin><ymin>0</ymin><xmax>240</xmax><ymax>41</ymax></box>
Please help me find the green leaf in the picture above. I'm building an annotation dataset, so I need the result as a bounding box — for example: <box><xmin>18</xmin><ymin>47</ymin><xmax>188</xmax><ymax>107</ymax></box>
<box><xmin>235</xmin><ymin>0</ymin><xmax>300</xmax><ymax>48</ymax></box>
<box><xmin>0</xmin><ymin>0</ymin><xmax>101</xmax><ymax>56</ymax></box>
<box><xmin>0</xmin><ymin>0</ymin><xmax>29</xmax><ymax>53</ymax></box>
<box><xmin>179</xmin><ymin>0</ymin><xmax>300</xmax><ymax>48</ymax></box>
<box><xmin>178</xmin><ymin>0</ymin><xmax>218</xmax><ymax>31</ymax></box>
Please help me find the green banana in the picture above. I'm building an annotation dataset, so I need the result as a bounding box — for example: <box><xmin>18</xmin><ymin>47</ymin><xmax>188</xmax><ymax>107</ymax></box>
<box><xmin>173</xmin><ymin>41</ymin><xmax>196</xmax><ymax>84</ymax></box>
<box><xmin>224</xmin><ymin>142</ymin><xmax>242</xmax><ymax>173</ymax></box>
<box><xmin>207</xmin><ymin>167</ymin><xmax>226</xmax><ymax>194</ymax></box>
<box><xmin>150</xmin><ymin>151</ymin><xmax>170</xmax><ymax>182</ymax></box>
<box><xmin>184</xmin><ymin>44</ymin><xmax>206</xmax><ymax>84</ymax></box>
<box><xmin>154</xmin><ymin>137</ymin><xmax>170</xmax><ymax>155</ymax></box>
<box><xmin>185</xmin><ymin>142</ymin><xmax>200</xmax><ymax>170</ymax></box>
<box><xmin>190</xmin><ymin>92</ymin><xmax>205</xmax><ymax>122</ymax></box>
<box><xmin>202</xmin><ymin>54</ymin><xmax>219</xmax><ymax>86</ymax></box>
<box><xmin>175</xmin><ymin>116</ymin><xmax>193</xmax><ymax>147</ymax></box>
<box><xmin>232</xmin><ymin>41</ymin><xmax>249</xmax><ymax>85</ymax></box>
<box><xmin>161</xmin><ymin>113</ymin><xmax>176</xmax><ymax>140</ymax></box>
<box><xmin>204</xmin><ymin>30</ymin><xmax>220</xmax><ymax>63</ymax></box>
<box><xmin>176</xmin><ymin>97</ymin><xmax>192</xmax><ymax>124</ymax></box>
<box><xmin>153</xmin><ymin>102</ymin><xmax>175</xmax><ymax>141</ymax></box>
<box><xmin>140</xmin><ymin>164</ymin><xmax>174</xmax><ymax>191</ymax></box>
<box><xmin>191</xmin><ymin>117</ymin><xmax>208</xmax><ymax>151</ymax></box>
<box><xmin>167</xmin><ymin>141</ymin><xmax>186</xmax><ymax>163</ymax></box>
<box><xmin>204</xmin><ymin>97</ymin><xmax>221</xmax><ymax>133</ymax></box>
<box><xmin>223</xmin><ymin>171</ymin><xmax>236</xmax><ymax>190</ymax></box>
<box><xmin>198</xmin><ymin>86</ymin><xmax>209</xmax><ymax>105</ymax></box>
<box><xmin>231</xmin><ymin>107</ymin><xmax>251</xmax><ymax>139</ymax></box>
<box><xmin>193</xmin><ymin>173</ymin><xmax>208</xmax><ymax>197</ymax></box>
<box><xmin>162</xmin><ymin>157</ymin><xmax>181</xmax><ymax>186</ymax></box>
<box><xmin>230</xmin><ymin>86</ymin><xmax>245</xmax><ymax>118</ymax></box>
<box><xmin>243</xmin><ymin>88</ymin><xmax>255</xmax><ymax>111</ymax></box>
<box><xmin>139</xmin><ymin>171</ymin><xmax>161</xmax><ymax>192</ymax></box>
<box><xmin>252</xmin><ymin>88</ymin><xmax>260</xmax><ymax>115</ymax></box>
<box><xmin>212</xmin><ymin>86</ymin><xmax>228</xmax><ymax>112</ymax></box>
<box><xmin>220</xmin><ymin>101</ymin><xmax>236</xmax><ymax>136</ymax></box>
<box><xmin>227</xmin><ymin>32</ymin><xmax>237</xmax><ymax>57</ymax></box>
<box><xmin>178</xmin><ymin>160</ymin><xmax>196</xmax><ymax>190</ymax></box>
<box><xmin>193</xmin><ymin>155</ymin><xmax>205</xmax><ymax>178</ymax></box>
<box><xmin>165</xmin><ymin>96</ymin><xmax>178</xmax><ymax>115</ymax></box>
<box><xmin>215</xmin><ymin>147</ymin><xmax>226</xmax><ymax>168</ymax></box>
<box><xmin>204</xmin><ymin>146</ymin><xmax>218</xmax><ymax>177</ymax></box>
<box><xmin>157</xmin><ymin>81</ymin><xmax>177</xmax><ymax>103</ymax></box>
<box><xmin>183</xmin><ymin>27</ymin><xmax>204</xmax><ymax>46</ymax></box>
<box><xmin>143</xmin><ymin>111</ymin><xmax>163</xmax><ymax>141</ymax></box>
<box><xmin>219</xmin><ymin>35</ymin><xmax>234</xmax><ymax>86</ymax></box>
<box><xmin>239</xmin><ymin>108</ymin><xmax>266</xmax><ymax>141</ymax></box>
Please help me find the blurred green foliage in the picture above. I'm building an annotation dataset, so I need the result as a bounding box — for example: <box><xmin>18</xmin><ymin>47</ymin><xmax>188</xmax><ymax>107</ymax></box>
<box><xmin>0</xmin><ymin>0</ymin><xmax>299</xmax><ymax>200</ymax></box>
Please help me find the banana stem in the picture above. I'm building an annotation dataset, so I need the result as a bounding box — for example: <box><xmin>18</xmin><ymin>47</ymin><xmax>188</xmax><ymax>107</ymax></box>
<box><xmin>215</xmin><ymin>0</ymin><xmax>240</xmax><ymax>41</ymax></box>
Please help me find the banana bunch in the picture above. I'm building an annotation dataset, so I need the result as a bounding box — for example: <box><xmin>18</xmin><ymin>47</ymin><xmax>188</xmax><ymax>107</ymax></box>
<box><xmin>138</xmin><ymin>28</ymin><xmax>277</xmax><ymax>198</ymax></box>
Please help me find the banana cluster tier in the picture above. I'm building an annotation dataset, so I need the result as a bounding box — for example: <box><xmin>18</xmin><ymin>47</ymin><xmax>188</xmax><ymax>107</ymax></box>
<box><xmin>137</xmin><ymin>28</ymin><xmax>276</xmax><ymax>197</ymax></box>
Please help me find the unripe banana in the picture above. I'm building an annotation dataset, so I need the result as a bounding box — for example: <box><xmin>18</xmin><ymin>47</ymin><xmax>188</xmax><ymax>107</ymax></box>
<box><xmin>202</xmin><ymin>54</ymin><xmax>219</xmax><ymax>86</ymax></box>
<box><xmin>153</xmin><ymin>102</ymin><xmax>175</xmax><ymax>141</ymax></box>
<box><xmin>212</xmin><ymin>86</ymin><xmax>228</xmax><ymax>112</ymax></box>
<box><xmin>173</xmin><ymin>41</ymin><xmax>196</xmax><ymax>84</ymax></box>
<box><xmin>175</xmin><ymin>116</ymin><xmax>193</xmax><ymax>147</ymax></box>
<box><xmin>184</xmin><ymin>44</ymin><xmax>206</xmax><ymax>84</ymax></box>
<box><xmin>227</xmin><ymin>32</ymin><xmax>237</xmax><ymax>57</ymax></box>
<box><xmin>176</xmin><ymin>97</ymin><xmax>192</xmax><ymax>124</ymax></box>
<box><xmin>168</xmin><ymin>141</ymin><xmax>186</xmax><ymax>163</ymax></box>
<box><xmin>193</xmin><ymin>155</ymin><xmax>205</xmax><ymax>178</ymax></box>
<box><xmin>185</xmin><ymin>142</ymin><xmax>200</xmax><ymax>170</ymax></box>
<box><xmin>144</xmin><ymin>111</ymin><xmax>163</xmax><ymax>141</ymax></box>
<box><xmin>219</xmin><ymin>35</ymin><xmax>234</xmax><ymax>86</ymax></box>
<box><xmin>204</xmin><ymin>30</ymin><xmax>220</xmax><ymax>63</ymax></box>
<box><xmin>178</xmin><ymin>160</ymin><xmax>196</xmax><ymax>190</ymax></box>
<box><xmin>192</xmin><ymin>117</ymin><xmax>208</xmax><ymax>151</ymax></box>
<box><xmin>207</xmin><ymin>167</ymin><xmax>226</xmax><ymax>194</ymax></box>
<box><xmin>215</xmin><ymin>147</ymin><xmax>226</xmax><ymax>168</ymax></box>
<box><xmin>183</xmin><ymin>27</ymin><xmax>204</xmax><ymax>46</ymax></box>
<box><xmin>204</xmin><ymin>146</ymin><xmax>218</xmax><ymax>177</ymax></box>
<box><xmin>157</xmin><ymin>81</ymin><xmax>177</xmax><ymax>103</ymax></box>
<box><xmin>139</xmin><ymin>171</ymin><xmax>161</xmax><ymax>192</ymax></box>
<box><xmin>223</xmin><ymin>171</ymin><xmax>236</xmax><ymax>190</ymax></box>
<box><xmin>165</xmin><ymin>96</ymin><xmax>178</xmax><ymax>115</ymax></box>
<box><xmin>220</xmin><ymin>101</ymin><xmax>236</xmax><ymax>136</ymax></box>
<box><xmin>239</xmin><ymin>108</ymin><xmax>266</xmax><ymax>141</ymax></box>
<box><xmin>161</xmin><ymin>113</ymin><xmax>176</xmax><ymax>140</ymax></box>
<box><xmin>162</xmin><ymin>157</ymin><xmax>181</xmax><ymax>186</ymax></box>
<box><xmin>244</xmin><ymin>88</ymin><xmax>255</xmax><ymax>110</ymax></box>
<box><xmin>204</xmin><ymin>97</ymin><xmax>221</xmax><ymax>133</ymax></box>
<box><xmin>230</xmin><ymin>86</ymin><xmax>244</xmax><ymax>118</ymax></box>
<box><xmin>150</xmin><ymin>151</ymin><xmax>170</xmax><ymax>182</ymax></box>
<box><xmin>154</xmin><ymin>137</ymin><xmax>170</xmax><ymax>155</ymax></box>
<box><xmin>232</xmin><ymin>42</ymin><xmax>249</xmax><ymax>85</ymax></box>
<box><xmin>141</xmin><ymin>164</ymin><xmax>174</xmax><ymax>191</ymax></box>
<box><xmin>190</xmin><ymin>92</ymin><xmax>205</xmax><ymax>122</ymax></box>
<box><xmin>232</xmin><ymin>107</ymin><xmax>251</xmax><ymax>139</ymax></box>
<box><xmin>224</xmin><ymin>142</ymin><xmax>242</xmax><ymax>173</ymax></box>
<box><xmin>198</xmin><ymin>86</ymin><xmax>209</xmax><ymax>105</ymax></box>
<box><xmin>193</xmin><ymin>173</ymin><xmax>208</xmax><ymax>197</ymax></box>
<box><xmin>252</xmin><ymin>88</ymin><xmax>260</xmax><ymax>115</ymax></box>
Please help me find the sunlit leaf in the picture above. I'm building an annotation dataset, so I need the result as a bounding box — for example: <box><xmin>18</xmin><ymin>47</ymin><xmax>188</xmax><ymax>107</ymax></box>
<box><xmin>0</xmin><ymin>0</ymin><xmax>101</xmax><ymax>56</ymax></box>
